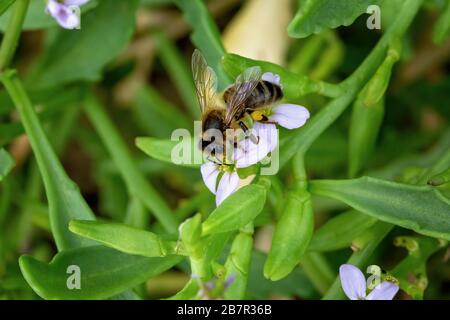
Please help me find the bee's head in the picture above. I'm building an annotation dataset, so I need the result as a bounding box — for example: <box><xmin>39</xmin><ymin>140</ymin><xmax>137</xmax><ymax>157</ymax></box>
<box><xmin>202</xmin><ymin>111</ymin><xmax>225</xmax><ymax>132</ymax></box>
<box><xmin>201</xmin><ymin>111</ymin><xmax>226</xmax><ymax>157</ymax></box>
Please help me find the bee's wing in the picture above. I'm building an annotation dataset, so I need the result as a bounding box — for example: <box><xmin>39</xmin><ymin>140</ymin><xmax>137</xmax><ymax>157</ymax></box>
<box><xmin>192</xmin><ymin>49</ymin><xmax>218</xmax><ymax>114</ymax></box>
<box><xmin>224</xmin><ymin>66</ymin><xmax>262</xmax><ymax>125</ymax></box>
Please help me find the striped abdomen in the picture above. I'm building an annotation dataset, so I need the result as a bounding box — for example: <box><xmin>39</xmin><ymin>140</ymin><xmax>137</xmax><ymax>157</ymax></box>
<box><xmin>224</xmin><ymin>80</ymin><xmax>283</xmax><ymax>111</ymax></box>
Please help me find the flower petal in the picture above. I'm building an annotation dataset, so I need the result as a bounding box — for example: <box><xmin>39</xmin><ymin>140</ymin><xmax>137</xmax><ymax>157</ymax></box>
<box><xmin>339</xmin><ymin>264</ymin><xmax>367</xmax><ymax>300</ymax></box>
<box><xmin>216</xmin><ymin>172</ymin><xmax>240</xmax><ymax>206</ymax></box>
<box><xmin>64</xmin><ymin>0</ymin><xmax>89</xmax><ymax>6</ymax></box>
<box><xmin>262</xmin><ymin>72</ymin><xmax>282</xmax><ymax>87</ymax></box>
<box><xmin>47</xmin><ymin>0</ymin><xmax>80</xmax><ymax>29</ymax></box>
<box><xmin>269</xmin><ymin>104</ymin><xmax>310</xmax><ymax>129</ymax></box>
<box><xmin>234</xmin><ymin>122</ymin><xmax>278</xmax><ymax>168</ymax></box>
<box><xmin>366</xmin><ymin>281</ymin><xmax>399</xmax><ymax>300</ymax></box>
<box><xmin>200</xmin><ymin>162</ymin><xmax>220</xmax><ymax>194</ymax></box>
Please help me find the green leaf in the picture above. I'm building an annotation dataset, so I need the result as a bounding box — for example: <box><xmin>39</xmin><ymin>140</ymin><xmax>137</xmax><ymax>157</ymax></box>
<box><xmin>224</xmin><ymin>228</ymin><xmax>254</xmax><ymax>299</ymax></box>
<box><xmin>308</xmin><ymin>210</ymin><xmax>378</xmax><ymax>252</ymax></box>
<box><xmin>432</xmin><ymin>0</ymin><xmax>450</xmax><ymax>44</ymax></box>
<box><xmin>135</xmin><ymin>137</ymin><xmax>200</xmax><ymax>168</ymax></box>
<box><xmin>0</xmin><ymin>0</ymin><xmax>54</xmax><ymax>30</ymax></box>
<box><xmin>202</xmin><ymin>185</ymin><xmax>267</xmax><ymax>235</ymax></box>
<box><xmin>166</xmin><ymin>279</ymin><xmax>199</xmax><ymax>300</ymax></box>
<box><xmin>69</xmin><ymin>220</ymin><xmax>184</xmax><ymax>258</ymax></box>
<box><xmin>264</xmin><ymin>190</ymin><xmax>314</xmax><ymax>281</ymax></box>
<box><xmin>19</xmin><ymin>245</ymin><xmax>182</xmax><ymax>299</ymax></box>
<box><xmin>0</xmin><ymin>0</ymin><xmax>15</xmax><ymax>17</ymax></box>
<box><xmin>222</xmin><ymin>53</ymin><xmax>343</xmax><ymax>100</ymax></box>
<box><xmin>428</xmin><ymin>167</ymin><xmax>450</xmax><ymax>186</ymax></box>
<box><xmin>140</xmin><ymin>0</ymin><xmax>172</xmax><ymax>7</ymax></box>
<box><xmin>348</xmin><ymin>49</ymin><xmax>398</xmax><ymax>177</ymax></box>
<box><xmin>30</xmin><ymin>0</ymin><xmax>138</xmax><ymax>88</ymax></box>
<box><xmin>0</xmin><ymin>70</ymin><xmax>96</xmax><ymax>250</ymax></box>
<box><xmin>173</xmin><ymin>0</ymin><xmax>230</xmax><ymax>89</ymax></box>
<box><xmin>309</xmin><ymin>176</ymin><xmax>450</xmax><ymax>241</ymax></box>
<box><xmin>281</xmin><ymin>0</ymin><xmax>423</xmax><ymax>169</ymax></box>
<box><xmin>0</xmin><ymin>147</ymin><xmax>14</xmax><ymax>181</ymax></box>
<box><xmin>1</xmin><ymin>72</ymin><xmax>141</xmax><ymax>299</ymax></box>
<box><xmin>203</xmin><ymin>232</ymin><xmax>233</xmax><ymax>270</ymax></box>
<box><xmin>288</xmin><ymin>0</ymin><xmax>382</xmax><ymax>38</ymax></box>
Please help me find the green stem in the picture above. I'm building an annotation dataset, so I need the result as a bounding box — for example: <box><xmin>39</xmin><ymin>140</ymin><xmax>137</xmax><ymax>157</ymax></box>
<box><xmin>0</xmin><ymin>0</ymin><xmax>29</xmax><ymax>70</ymax></box>
<box><xmin>310</xmin><ymin>31</ymin><xmax>344</xmax><ymax>80</ymax></box>
<box><xmin>83</xmin><ymin>93</ymin><xmax>178</xmax><ymax>233</ymax></box>
<box><xmin>316</xmin><ymin>80</ymin><xmax>345</xmax><ymax>98</ymax></box>
<box><xmin>280</xmin><ymin>0</ymin><xmax>424</xmax><ymax>169</ymax></box>
<box><xmin>288</xmin><ymin>35</ymin><xmax>324</xmax><ymax>74</ymax></box>
<box><xmin>300</xmin><ymin>252</ymin><xmax>335</xmax><ymax>295</ymax></box>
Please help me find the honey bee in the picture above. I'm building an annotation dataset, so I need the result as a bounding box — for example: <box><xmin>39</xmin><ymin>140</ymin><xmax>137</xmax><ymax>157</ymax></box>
<box><xmin>192</xmin><ymin>50</ymin><xmax>283</xmax><ymax>162</ymax></box>
<box><xmin>223</xmin><ymin>71</ymin><xmax>283</xmax><ymax>131</ymax></box>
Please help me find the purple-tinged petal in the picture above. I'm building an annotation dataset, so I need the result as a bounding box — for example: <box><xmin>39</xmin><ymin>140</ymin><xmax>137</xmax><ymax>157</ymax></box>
<box><xmin>234</xmin><ymin>122</ymin><xmax>278</xmax><ymax>168</ymax></box>
<box><xmin>200</xmin><ymin>162</ymin><xmax>220</xmax><ymax>194</ymax></box>
<box><xmin>224</xmin><ymin>273</ymin><xmax>237</xmax><ymax>289</ymax></box>
<box><xmin>366</xmin><ymin>281</ymin><xmax>399</xmax><ymax>300</ymax></box>
<box><xmin>262</xmin><ymin>72</ymin><xmax>282</xmax><ymax>87</ymax></box>
<box><xmin>204</xmin><ymin>280</ymin><xmax>215</xmax><ymax>290</ymax></box>
<box><xmin>339</xmin><ymin>264</ymin><xmax>367</xmax><ymax>300</ymax></box>
<box><xmin>216</xmin><ymin>172</ymin><xmax>240</xmax><ymax>206</ymax></box>
<box><xmin>64</xmin><ymin>0</ymin><xmax>89</xmax><ymax>6</ymax></box>
<box><xmin>47</xmin><ymin>0</ymin><xmax>80</xmax><ymax>29</ymax></box>
<box><xmin>269</xmin><ymin>104</ymin><xmax>310</xmax><ymax>129</ymax></box>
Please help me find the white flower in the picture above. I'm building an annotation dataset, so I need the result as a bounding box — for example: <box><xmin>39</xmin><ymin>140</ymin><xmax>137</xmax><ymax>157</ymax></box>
<box><xmin>234</xmin><ymin>122</ymin><xmax>278</xmax><ymax>168</ymax></box>
<box><xmin>262</xmin><ymin>72</ymin><xmax>310</xmax><ymax>130</ymax></box>
<box><xmin>268</xmin><ymin>103</ymin><xmax>310</xmax><ymax>130</ymax></box>
<box><xmin>200</xmin><ymin>162</ymin><xmax>253</xmax><ymax>206</ymax></box>
<box><xmin>46</xmin><ymin>0</ymin><xmax>89</xmax><ymax>29</ymax></box>
<box><xmin>200</xmin><ymin>123</ymin><xmax>275</xmax><ymax>206</ymax></box>
<box><xmin>339</xmin><ymin>264</ymin><xmax>399</xmax><ymax>300</ymax></box>
<box><xmin>262</xmin><ymin>72</ymin><xmax>282</xmax><ymax>88</ymax></box>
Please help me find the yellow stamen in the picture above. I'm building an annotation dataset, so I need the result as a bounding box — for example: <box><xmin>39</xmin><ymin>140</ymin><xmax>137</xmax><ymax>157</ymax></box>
<box><xmin>251</xmin><ymin>110</ymin><xmax>265</xmax><ymax>121</ymax></box>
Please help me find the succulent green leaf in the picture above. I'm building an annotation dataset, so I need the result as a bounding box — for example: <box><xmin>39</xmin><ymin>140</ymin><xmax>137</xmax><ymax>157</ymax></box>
<box><xmin>0</xmin><ymin>147</ymin><xmax>14</xmax><ymax>181</ymax></box>
<box><xmin>136</xmin><ymin>137</ymin><xmax>200</xmax><ymax>168</ymax></box>
<box><xmin>69</xmin><ymin>220</ymin><xmax>184</xmax><ymax>258</ymax></box>
<box><xmin>202</xmin><ymin>184</ymin><xmax>267</xmax><ymax>235</ymax></box>
<box><xmin>310</xmin><ymin>176</ymin><xmax>450</xmax><ymax>241</ymax></box>
<box><xmin>288</xmin><ymin>0</ymin><xmax>382</xmax><ymax>38</ymax></box>
<box><xmin>309</xmin><ymin>210</ymin><xmax>378</xmax><ymax>252</ymax></box>
<box><xmin>19</xmin><ymin>245</ymin><xmax>182</xmax><ymax>300</ymax></box>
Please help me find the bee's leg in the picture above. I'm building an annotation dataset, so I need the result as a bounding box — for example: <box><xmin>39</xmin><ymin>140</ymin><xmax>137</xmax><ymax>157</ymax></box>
<box><xmin>250</xmin><ymin>133</ymin><xmax>260</xmax><ymax>144</ymax></box>
<box><xmin>240</xmin><ymin>112</ymin><xmax>260</xmax><ymax>144</ymax></box>
<box><xmin>239</xmin><ymin>121</ymin><xmax>259</xmax><ymax>144</ymax></box>
<box><xmin>238</xmin><ymin>121</ymin><xmax>249</xmax><ymax>134</ymax></box>
<box><xmin>255</xmin><ymin>113</ymin><xmax>276</xmax><ymax>124</ymax></box>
